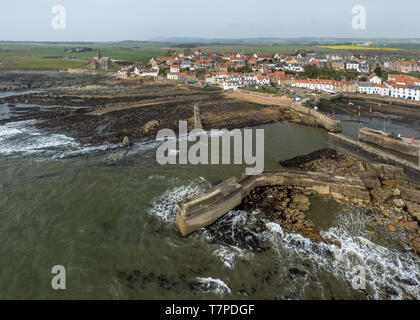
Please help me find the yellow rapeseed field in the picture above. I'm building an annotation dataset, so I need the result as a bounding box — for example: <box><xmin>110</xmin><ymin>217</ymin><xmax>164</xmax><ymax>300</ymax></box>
<box><xmin>319</xmin><ymin>45</ymin><xmax>401</xmax><ymax>51</ymax></box>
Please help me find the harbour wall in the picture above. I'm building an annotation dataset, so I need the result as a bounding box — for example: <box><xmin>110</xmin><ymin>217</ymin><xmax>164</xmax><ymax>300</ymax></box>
<box><xmin>176</xmin><ymin>170</ymin><xmax>370</xmax><ymax>236</ymax></box>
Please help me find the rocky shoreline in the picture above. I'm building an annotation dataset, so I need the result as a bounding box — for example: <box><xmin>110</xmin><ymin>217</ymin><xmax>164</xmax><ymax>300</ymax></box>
<box><xmin>0</xmin><ymin>71</ymin><xmax>105</xmax><ymax>92</ymax></box>
<box><xmin>0</xmin><ymin>73</ymin><xmax>313</xmax><ymax>146</ymax></box>
<box><xmin>233</xmin><ymin>148</ymin><xmax>420</xmax><ymax>255</ymax></box>
<box><xmin>236</xmin><ymin>185</ymin><xmax>341</xmax><ymax>247</ymax></box>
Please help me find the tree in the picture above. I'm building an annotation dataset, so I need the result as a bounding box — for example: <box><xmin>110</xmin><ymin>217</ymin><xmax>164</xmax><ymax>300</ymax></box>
<box><xmin>195</xmin><ymin>69</ymin><xmax>207</xmax><ymax>80</ymax></box>
<box><xmin>374</xmin><ymin>66</ymin><xmax>383</xmax><ymax>78</ymax></box>
<box><xmin>303</xmin><ymin>64</ymin><xmax>318</xmax><ymax>78</ymax></box>
<box><xmin>164</xmin><ymin>49</ymin><xmax>176</xmax><ymax>56</ymax></box>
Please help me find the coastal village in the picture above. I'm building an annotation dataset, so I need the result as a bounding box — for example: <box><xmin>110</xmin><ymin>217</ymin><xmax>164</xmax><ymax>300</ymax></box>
<box><xmin>115</xmin><ymin>50</ymin><xmax>420</xmax><ymax>102</ymax></box>
<box><xmin>1</xmin><ymin>44</ymin><xmax>420</xmax><ymax>300</ymax></box>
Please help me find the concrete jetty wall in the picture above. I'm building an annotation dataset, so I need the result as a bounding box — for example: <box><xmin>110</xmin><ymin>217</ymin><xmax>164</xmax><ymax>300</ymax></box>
<box><xmin>328</xmin><ymin>132</ymin><xmax>420</xmax><ymax>180</ymax></box>
<box><xmin>290</xmin><ymin>102</ymin><xmax>341</xmax><ymax>133</ymax></box>
<box><xmin>359</xmin><ymin>127</ymin><xmax>419</xmax><ymax>157</ymax></box>
<box><xmin>176</xmin><ymin>177</ymin><xmax>242</xmax><ymax>236</ymax></box>
<box><xmin>176</xmin><ymin>170</ymin><xmax>370</xmax><ymax>236</ymax></box>
<box><xmin>226</xmin><ymin>90</ymin><xmax>341</xmax><ymax>133</ymax></box>
<box><xmin>341</xmin><ymin>93</ymin><xmax>420</xmax><ymax>108</ymax></box>
<box><xmin>194</xmin><ymin>105</ymin><xmax>202</xmax><ymax>129</ymax></box>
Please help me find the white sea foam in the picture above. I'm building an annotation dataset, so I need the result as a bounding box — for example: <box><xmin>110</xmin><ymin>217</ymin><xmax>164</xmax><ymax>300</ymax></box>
<box><xmin>212</xmin><ymin>245</ymin><xmax>253</xmax><ymax>270</ymax></box>
<box><xmin>0</xmin><ymin>120</ymin><xmax>77</xmax><ymax>157</ymax></box>
<box><xmin>0</xmin><ymin>120</ymin><xmax>121</xmax><ymax>159</ymax></box>
<box><xmin>128</xmin><ymin>140</ymin><xmax>161</xmax><ymax>155</ymax></box>
<box><xmin>205</xmin><ymin>210</ymin><xmax>258</xmax><ymax>269</ymax></box>
<box><xmin>148</xmin><ymin>177</ymin><xmax>211</xmax><ymax>222</ymax></box>
<box><xmin>196</xmin><ymin>277</ymin><xmax>231</xmax><ymax>295</ymax></box>
<box><xmin>266</xmin><ymin>208</ymin><xmax>420</xmax><ymax>300</ymax></box>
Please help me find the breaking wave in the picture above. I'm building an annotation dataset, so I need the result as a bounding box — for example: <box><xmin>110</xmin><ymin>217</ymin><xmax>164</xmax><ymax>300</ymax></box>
<box><xmin>266</xmin><ymin>207</ymin><xmax>420</xmax><ymax>300</ymax></box>
<box><xmin>196</xmin><ymin>277</ymin><xmax>231</xmax><ymax>296</ymax></box>
<box><xmin>204</xmin><ymin>210</ymin><xmax>258</xmax><ymax>269</ymax></box>
<box><xmin>0</xmin><ymin>120</ymin><xmax>120</xmax><ymax>159</ymax></box>
<box><xmin>148</xmin><ymin>177</ymin><xmax>211</xmax><ymax>223</ymax></box>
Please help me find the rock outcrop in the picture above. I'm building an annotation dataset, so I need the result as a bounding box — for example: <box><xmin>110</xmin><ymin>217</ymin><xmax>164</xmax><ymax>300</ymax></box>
<box><xmin>122</xmin><ymin>136</ymin><xmax>130</xmax><ymax>148</ymax></box>
<box><xmin>177</xmin><ymin>147</ymin><xmax>420</xmax><ymax>256</ymax></box>
<box><xmin>237</xmin><ymin>186</ymin><xmax>340</xmax><ymax>246</ymax></box>
<box><xmin>176</xmin><ymin>167</ymin><xmax>370</xmax><ymax>236</ymax></box>
<box><xmin>281</xmin><ymin>148</ymin><xmax>420</xmax><ymax>255</ymax></box>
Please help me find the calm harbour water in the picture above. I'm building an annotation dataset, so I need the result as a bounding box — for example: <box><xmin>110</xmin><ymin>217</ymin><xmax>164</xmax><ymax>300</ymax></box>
<box><xmin>0</xmin><ymin>99</ymin><xmax>419</xmax><ymax>300</ymax></box>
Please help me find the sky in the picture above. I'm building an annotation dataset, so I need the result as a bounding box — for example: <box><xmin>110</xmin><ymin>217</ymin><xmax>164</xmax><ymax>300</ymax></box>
<box><xmin>0</xmin><ymin>0</ymin><xmax>419</xmax><ymax>42</ymax></box>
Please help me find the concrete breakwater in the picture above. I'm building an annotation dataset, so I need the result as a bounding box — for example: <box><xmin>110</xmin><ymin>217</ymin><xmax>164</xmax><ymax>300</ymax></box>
<box><xmin>193</xmin><ymin>104</ymin><xmax>202</xmax><ymax>129</ymax></box>
<box><xmin>176</xmin><ymin>170</ymin><xmax>370</xmax><ymax>236</ymax></box>
<box><xmin>290</xmin><ymin>102</ymin><xmax>341</xmax><ymax>132</ymax></box>
<box><xmin>225</xmin><ymin>90</ymin><xmax>341</xmax><ymax>133</ymax></box>
<box><xmin>359</xmin><ymin>127</ymin><xmax>419</xmax><ymax>157</ymax></box>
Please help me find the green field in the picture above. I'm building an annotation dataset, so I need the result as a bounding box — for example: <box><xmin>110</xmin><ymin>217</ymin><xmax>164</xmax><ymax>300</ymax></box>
<box><xmin>319</xmin><ymin>45</ymin><xmax>402</xmax><ymax>51</ymax></box>
<box><xmin>0</xmin><ymin>41</ymin><xmax>418</xmax><ymax>71</ymax></box>
<box><xmin>0</xmin><ymin>42</ymin><xmax>338</xmax><ymax>71</ymax></box>
<box><xmin>0</xmin><ymin>42</ymin><xmax>169</xmax><ymax>71</ymax></box>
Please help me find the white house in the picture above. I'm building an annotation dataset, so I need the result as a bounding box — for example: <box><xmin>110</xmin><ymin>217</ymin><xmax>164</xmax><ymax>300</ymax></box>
<box><xmin>295</xmin><ymin>79</ymin><xmax>334</xmax><ymax>92</ymax></box>
<box><xmin>117</xmin><ymin>65</ymin><xmax>134</xmax><ymax>76</ymax></box>
<box><xmin>170</xmin><ymin>64</ymin><xmax>180</xmax><ymax>73</ymax></box>
<box><xmin>133</xmin><ymin>66</ymin><xmax>143</xmax><ymax>75</ymax></box>
<box><xmin>141</xmin><ymin>67</ymin><xmax>159</xmax><ymax>77</ymax></box>
<box><xmin>167</xmin><ymin>73</ymin><xmax>179</xmax><ymax>80</ymax></box>
<box><xmin>222</xmin><ymin>80</ymin><xmax>242</xmax><ymax>90</ymax></box>
<box><xmin>372</xmin><ymin>84</ymin><xmax>390</xmax><ymax>97</ymax></box>
<box><xmin>273</xmin><ymin>53</ymin><xmax>286</xmax><ymax>62</ymax></box>
<box><xmin>390</xmin><ymin>84</ymin><xmax>420</xmax><ymax>101</ymax></box>
<box><xmin>346</xmin><ymin>61</ymin><xmax>359</xmax><ymax>70</ymax></box>
<box><xmin>256</xmin><ymin>76</ymin><xmax>270</xmax><ymax>85</ymax></box>
<box><xmin>243</xmin><ymin>73</ymin><xmax>257</xmax><ymax>85</ymax></box>
<box><xmin>369</xmin><ymin>75</ymin><xmax>382</xmax><ymax>85</ymax></box>
<box><xmin>357</xmin><ymin>63</ymin><xmax>370</xmax><ymax>73</ymax></box>
<box><xmin>359</xmin><ymin>82</ymin><xmax>374</xmax><ymax>94</ymax></box>
<box><xmin>211</xmin><ymin>72</ymin><xmax>228</xmax><ymax>84</ymax></box>
<box><xmin>285</xmin><ymin>64</ymin><xmax>304</xmax><ymax>72</ymax></box>
<box><xmin>180</xmin><ymin>59</ymin><xmax>193</xmax><ymax>70</ymax></box>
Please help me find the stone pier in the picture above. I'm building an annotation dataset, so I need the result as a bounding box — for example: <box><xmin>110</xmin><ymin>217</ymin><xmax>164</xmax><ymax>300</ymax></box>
<box><xmin>175</xmin><ymin>170</ymin><xmax>370</xmax><ymax>236</ymax></box>
<box><xmin>359</xmin><ymin>127</ymin><xmax>419</xmax><ymax>157</ymax></box>
<box><xmin>328</xmin><ymin>132</ymin><xmax>420</xmax><ymax>184</ymax></box>
<box><xmin>290</xmin><ymin>102</ymin><xmax>341</xmax><ymax>133</ymax></box>
<box><xmin>194</xmin><ymin>105</ymin><xmax>202</xmax><ymax>129</ymax></box>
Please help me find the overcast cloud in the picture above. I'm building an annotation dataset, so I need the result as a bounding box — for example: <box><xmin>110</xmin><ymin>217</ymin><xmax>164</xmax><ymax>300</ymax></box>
<box><xmin>0</xmin><ymin>0</ymin><xmax>418</xmax><ymax>41</ymax></box>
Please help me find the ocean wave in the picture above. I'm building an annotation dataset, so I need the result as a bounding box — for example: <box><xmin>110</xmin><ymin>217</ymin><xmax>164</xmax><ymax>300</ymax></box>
<box><xmin>266</xmin><ymin>208</ymin><xmax>420</xmax><ymax>300</ymax></box>
<box><xmin>195</xmin><ymin>277</ymin><xmax>231</xmax><ymax>296</ymax></box>
<box><xmin>148</xmin><ymin>177</ymin><xmax>211</xmax><ymax>223</ymax></box>
<box><xmin>0</xmin><ymin>120</ymin><xmax>125</xmax><ymax>159</ymax></box>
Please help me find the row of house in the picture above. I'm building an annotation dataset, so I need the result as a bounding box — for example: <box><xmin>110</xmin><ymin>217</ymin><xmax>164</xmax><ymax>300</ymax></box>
<box><xmin>116</xmin><ymin>47</ymin><xmax>420</xmax><ymax>80</ymax></box>
<box><xmin>118</xmin><ymin>64</ymin><xmax>160</xmax><ymax>77</ymax></box>
<box><xmin>205</xmin><ymin>70</ymin><xmax>293</xmax><ymax>90</ymax></box>
<box><xmin>295</xmin><ymin>74</ymin><xmax>420</xmax><ymax>101</ymax></box>
<box><xmin>115</xmin><ymin>49</ymin><xmax>420</xmax><ymax>102</ymax></box>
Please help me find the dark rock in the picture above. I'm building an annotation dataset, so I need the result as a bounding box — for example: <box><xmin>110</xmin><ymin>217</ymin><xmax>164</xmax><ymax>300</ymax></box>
<box><xmin>288</xmin><ymin>268</ymin><xmax>307</xmax><ymax>277</ymax></box>
<box><xmin>279</xmin><ymin>148</ymin><xmax>339</xmax><ymax>168</ymax></box>
<box><xmin>384</xmin><ymin>286</ymin><xmax>398</xmax><ymax>296</ymax></box>
<box><xmin>395</xmin><ymin>276</ymin><xmax>418</xmax><ymax>286</ymax></box>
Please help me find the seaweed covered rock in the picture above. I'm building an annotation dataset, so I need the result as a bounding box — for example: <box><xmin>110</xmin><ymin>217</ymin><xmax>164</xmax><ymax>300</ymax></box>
<box><xmin>237</xmin><ymin>186</ymin><xmax>339</xmax><ymax>246</ymax></box>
